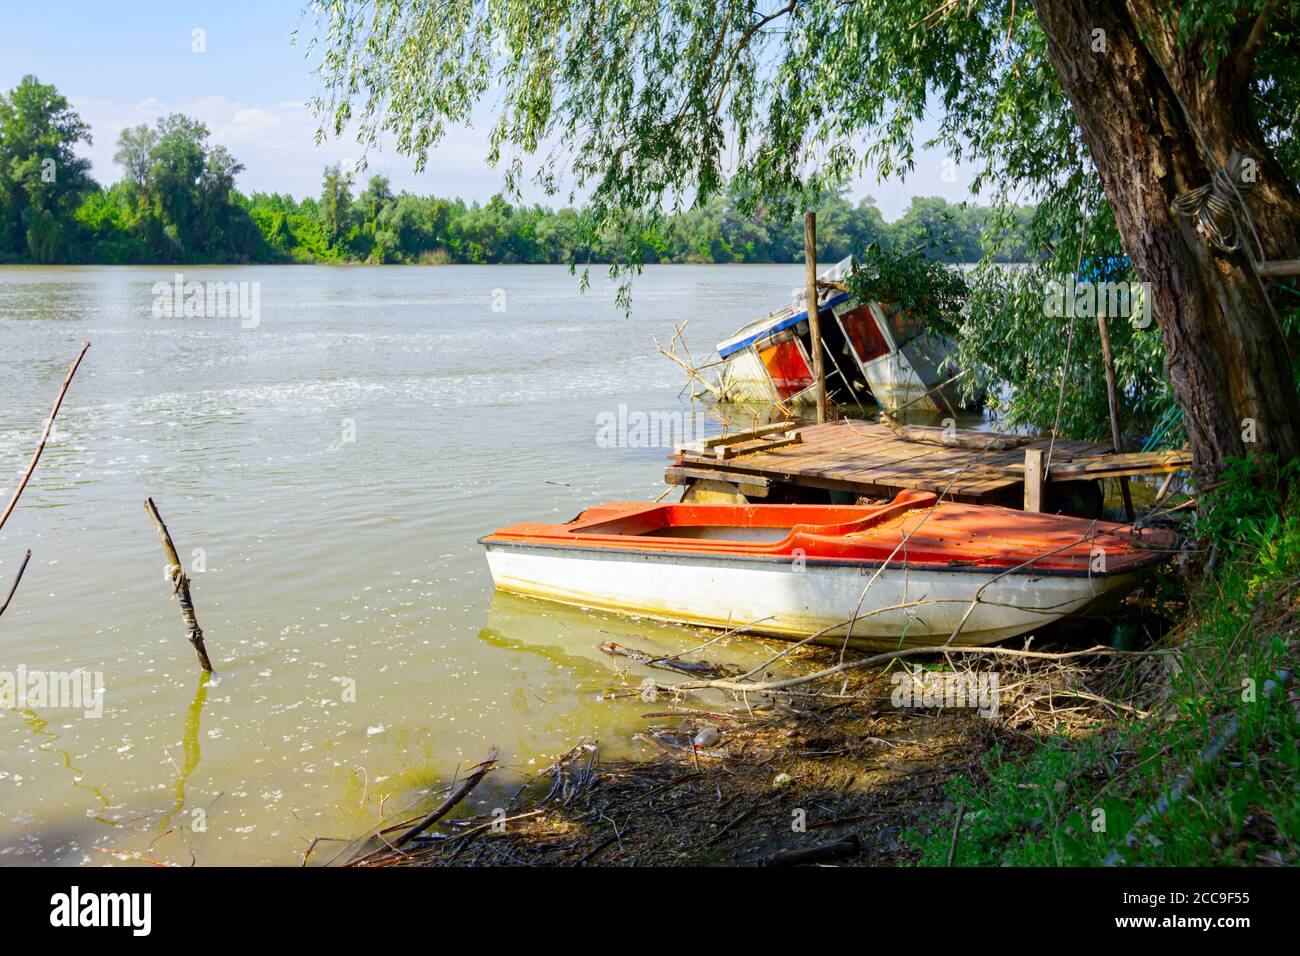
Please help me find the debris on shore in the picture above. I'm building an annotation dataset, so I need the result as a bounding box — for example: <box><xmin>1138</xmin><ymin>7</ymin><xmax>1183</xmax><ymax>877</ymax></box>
<box><xmin>325</xmin><ymin>623</ymin><xmax>1175</xmax><ymax>867</ymax></box>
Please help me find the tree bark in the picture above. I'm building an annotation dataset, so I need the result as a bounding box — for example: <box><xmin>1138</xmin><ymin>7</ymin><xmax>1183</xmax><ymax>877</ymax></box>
<box><xmin>1032</xmin><ymin>0</ymin><xmax>1300</xmax><ymax>486</ymax></box>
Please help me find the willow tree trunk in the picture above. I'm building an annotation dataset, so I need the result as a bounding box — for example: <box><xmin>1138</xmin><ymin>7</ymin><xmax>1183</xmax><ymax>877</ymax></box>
<box><xmin>1032</xmin><ymin>0</ymin><xmax>1300</xmax><ymax>486</ymax></box>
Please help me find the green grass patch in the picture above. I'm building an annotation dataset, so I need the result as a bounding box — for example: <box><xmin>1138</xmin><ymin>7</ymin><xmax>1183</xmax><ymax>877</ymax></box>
<box><xmin>908</xmin><ymin>463</ymin><xmax>1300</xmax><ymax>866</ymax></box>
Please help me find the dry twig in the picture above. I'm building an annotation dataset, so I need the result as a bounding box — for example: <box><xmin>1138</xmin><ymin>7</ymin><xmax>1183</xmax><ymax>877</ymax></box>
<box><xmin>0</xmin><ymin>341</ymin><xmax>90</xmax><ymax>534</ymax></box>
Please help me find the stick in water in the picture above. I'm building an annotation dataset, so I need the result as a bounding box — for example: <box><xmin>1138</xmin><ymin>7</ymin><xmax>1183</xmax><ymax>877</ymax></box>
<box><xmin>0</xmin><ymin>341</ymin><xmax>91</xmax><ymax>534</ymax></box>
<box><xmin>0</xmin><ymin>549</ymin><xmax>32</xmax><ymax>619</ymax></box>
<box><xmin>144</xmin><ymin>498</ymin><xmax>214</xmax><ymax>673</ymax></box>
<box><xmin>391</xmin><ymin>746</ymin><xmax>500</xmax><ymax>849</ymax></box>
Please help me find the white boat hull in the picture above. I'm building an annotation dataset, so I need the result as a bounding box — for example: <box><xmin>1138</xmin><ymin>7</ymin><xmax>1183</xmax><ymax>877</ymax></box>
<box><xmin>483</xmin><ymin>544</ymin><xmax>1137</xmax><ymax>649</ymax></box>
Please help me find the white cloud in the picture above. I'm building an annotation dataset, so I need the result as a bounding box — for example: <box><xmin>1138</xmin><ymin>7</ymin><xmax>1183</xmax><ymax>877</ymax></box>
<box><xmin>72</xmin><ymin>93</ymin><xmax>516</xmax><ymax>202</ymax></box>
<box><xmin>68</xmin><ymin>93</ymin><xmax>977</xmax><ymax>218</ymax></box>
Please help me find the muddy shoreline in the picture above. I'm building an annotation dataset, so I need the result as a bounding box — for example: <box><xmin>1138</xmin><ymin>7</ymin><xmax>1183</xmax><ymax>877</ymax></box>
<box><xmin>328</xmin><ymin>629</ymin><xmax>1150</xmax><ymax>867</ymax></box>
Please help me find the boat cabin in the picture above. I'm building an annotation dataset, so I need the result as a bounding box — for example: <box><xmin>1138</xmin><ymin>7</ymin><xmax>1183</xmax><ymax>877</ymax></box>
<box><xmin>714</xmin><ymin>257</ymin><xmax>962</xmax><ymax>414</ymax></box>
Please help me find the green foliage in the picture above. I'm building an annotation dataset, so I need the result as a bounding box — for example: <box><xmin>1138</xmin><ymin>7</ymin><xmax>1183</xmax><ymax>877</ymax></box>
<box><xmin>108</xmin><ymin>113</ymin><xmax>264</xmax><ymax>263</ymax></box>
<box><xmin>319</xmin><ymin>162</ymin><xmax>356</xmax><ymax>247</ymax></box>
<box><xmin>952</xmin><ymin>205</ymin><xmax>1173</xmax><ymax>440</ymax></box>
<box><xmin>1192</xmin><ymin>455</ymin><xmax>1300</xmax><ymax>567</ymax></box>
<box><xmin>301</xmin><ymin>0</ymin><xmax>1133</xmax><ymax>264</ymax></box>
<box><xmin>843</xmin><ymin>242</ymin><xmax>968</xmax><ymax>342</ymax></box>
<box><xmin>0</xmin><ymin>77</ymin><xmax>1036</xmax><ymax>268</ymax></box>
<box><xmin>0</xmin><ymin>75</ymin><xmax>95</xmax><ymax>262</ymax></box>
<box><xmin>23</xmin><ymin>206</ymin><xmax>64</xmax><ymax>262</ymax></box>
<box><xmin>0</xmin><ymin>84</ymin><xmax>260</xmax><ymax>265</ymax></box>
<box><xmin>73</xmin><ymin>185</ymin><xmax>152</xmax><ymax>263</ymax></box>
<box><xmin>906</xmin><ymin>464</ymin><xmax>1300</xmax><ymax>866</ymax></box>
<box><xmin>302</xmin><ymin>0</ymin><xmax>1300</xmax><ymax>441</ymax></box>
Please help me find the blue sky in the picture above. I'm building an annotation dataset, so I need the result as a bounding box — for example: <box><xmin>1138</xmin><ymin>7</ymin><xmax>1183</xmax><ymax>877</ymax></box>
<box><xmin>0</xmin><ymin>1</ymin><xmax>977</xmax><ymax>218</ymax></box>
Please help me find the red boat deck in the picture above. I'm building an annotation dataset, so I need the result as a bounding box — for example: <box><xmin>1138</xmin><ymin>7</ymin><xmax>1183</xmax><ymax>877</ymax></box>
<box><xmin>483</xmin><ymin>491</ymin><xmax>1176</xmax><ymax>576</ymax></box>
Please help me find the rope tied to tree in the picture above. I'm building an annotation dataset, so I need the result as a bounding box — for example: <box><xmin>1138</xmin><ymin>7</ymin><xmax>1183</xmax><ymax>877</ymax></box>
<box><xmin>1172</xmin><ymin>149</ymin><xmax>1260</xmax><ymax>258</ymax></box>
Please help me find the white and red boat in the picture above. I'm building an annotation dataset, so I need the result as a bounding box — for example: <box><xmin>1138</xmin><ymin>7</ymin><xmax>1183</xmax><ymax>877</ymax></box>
<box><xmin>713</xmin><ymin>257</ymin><xmax>965</xmax><ymax>414</ymax></box>
<box><xmin>480</xmin><ymin>490</ymin><xmax>1174</xmax><ymax>649</ymax></box>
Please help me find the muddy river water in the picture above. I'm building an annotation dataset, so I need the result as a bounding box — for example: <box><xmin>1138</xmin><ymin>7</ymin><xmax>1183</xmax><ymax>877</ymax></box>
<box><xmin>0</xmin><ymin>263</ymin><xmax>896</xmax><ymax>865</ymax></box>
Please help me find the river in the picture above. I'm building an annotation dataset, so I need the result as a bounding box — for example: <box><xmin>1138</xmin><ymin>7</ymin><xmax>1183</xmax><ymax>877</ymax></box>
<box><xmin>0</xmin><ymin>263</ymin><xmax>855</xmax><ymax>865</ymax></box>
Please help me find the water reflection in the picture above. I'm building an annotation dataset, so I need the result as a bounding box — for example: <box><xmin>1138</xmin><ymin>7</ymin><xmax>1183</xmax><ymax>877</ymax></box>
<box><xmin>19</xmin><ymin>710</ymin><xmax>112</xmax><ymax>826</ymax></box>
<box><xmin>480</xmin><ymin>591</ymin><xmax>797</xmax><ymax>710</ymax></box>
<box><xmin>478</xmin><ymin>591</ymin><xmax>689</xmax><ymax>680</ymax></box>
<box><xmin>159</xmin><ymin>670</ymin><xmax>213</xmax><ymax>833</ymax></box>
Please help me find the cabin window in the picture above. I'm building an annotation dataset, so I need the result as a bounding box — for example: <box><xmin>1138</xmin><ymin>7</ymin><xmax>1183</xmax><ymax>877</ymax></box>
<box><xmin>837</xmin><ymin>305</ymin><xmax>891</xmax><ymax>363</ymax></box>
<box><xmin>877</xmin><ymin>302</ymin><xmax>926</xmax><ymax>348</ymax></box>
<box><xmin>758</xmin><ymin>339</ymin><xmax>814</xmax><ymax>400</ymax></box>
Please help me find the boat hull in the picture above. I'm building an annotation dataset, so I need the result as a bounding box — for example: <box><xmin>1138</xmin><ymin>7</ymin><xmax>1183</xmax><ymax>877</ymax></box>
<box><xmin>483</xmin><ymin>542</ymin><xmax>1141</xmax><ymax>649</ymax></box>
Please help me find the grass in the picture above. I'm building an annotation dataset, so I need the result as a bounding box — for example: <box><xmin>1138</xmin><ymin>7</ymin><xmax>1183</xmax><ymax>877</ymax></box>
<box><xmin>908</xmin><ymin>463</ymin><xmax>1300</xmax><ymax>866</ymax></box>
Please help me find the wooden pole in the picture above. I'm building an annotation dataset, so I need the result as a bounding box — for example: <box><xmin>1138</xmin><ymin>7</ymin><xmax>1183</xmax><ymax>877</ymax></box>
<box><xmin>0</xmin><ymin>341</ymin><xmax>90</xmax><ymax>534</ymax></box>
<box><xmin>1023</xmin><ymin>447</ymin><xmax>1045</xmax><ymax>513</ymax></box>
<box><xmin>804</xmin><ymin>212</ymin><xmax>827</xmax><ymax>424</ymax></box>
<box><xmin>1095</xmin><ymin>314</ymin><xmax>1135</xmax><ymax>520</ymax></box>
<box><xmin>144</xmin><ymin>498</ymin><xmax>214</xmax><ymax>673</ymax></box>
<box><xmin>1257</xmin><ymin>259</ymin><xmax>1300</xmax><ymax>278</ymax></box>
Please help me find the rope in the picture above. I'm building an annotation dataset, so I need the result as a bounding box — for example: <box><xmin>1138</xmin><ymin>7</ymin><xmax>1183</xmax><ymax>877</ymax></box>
<box><xmin>1171</xmin><ymin>151</ymin><xmax>1260</xmax><ymax>257</ymax></box>
<box><xmin>1164</xmin><ymin>75</ymin><xmax>1276</xmax><ymax>320</ymax></box>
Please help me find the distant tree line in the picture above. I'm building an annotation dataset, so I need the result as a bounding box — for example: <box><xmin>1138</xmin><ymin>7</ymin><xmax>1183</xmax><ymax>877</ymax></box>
<box><xmin>1</xmin><ymin>76</ymin><xmax>1035</xmax><ymax>266</ymax></box>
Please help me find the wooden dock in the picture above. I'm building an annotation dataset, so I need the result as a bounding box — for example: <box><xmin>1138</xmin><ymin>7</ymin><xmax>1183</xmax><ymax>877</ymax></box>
<box><xmin>667</xmin><ymin>419</ymin><xmax>1190</xmax><ymax>509</ymax></box>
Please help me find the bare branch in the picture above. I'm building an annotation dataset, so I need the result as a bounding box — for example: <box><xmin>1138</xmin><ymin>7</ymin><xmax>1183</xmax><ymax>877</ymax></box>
<box><xmin>0</xmin><ymin>341</ymin><xmax>90</xmax><ymax>534</ymax></box>
<box><xmin>144</xmin><ymin>498</ymin><xmax>214</xmax><ymax>673</ymax></box>
<box><xmin>0</xmin><ymin>549</ymin><xmax>32</xmax><ymax>619</ymax></box>
<box><xmin>1234</xmin><ymin>0</ymin><xmax>1275</xmax><ymax>82</ymax></box>
<box><xmin>710</xmin><ymin>1</ymin><xmax>798</xmax><ymax>117</ymax></box>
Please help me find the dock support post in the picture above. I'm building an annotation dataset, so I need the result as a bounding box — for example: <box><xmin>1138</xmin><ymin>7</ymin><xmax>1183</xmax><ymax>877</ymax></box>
<box><xmin>1096</xmin><ymin>314</ymin><xmax>1134</xmax><ymax>520</ymax></box>
<box><xmin>1024</xmin><ymin>447</ymin><xmax>1045</xmax><ymax>512</ymax></box>
<box><xmin>804</xmin><ymin>211</ymin><xmax>827</xmax><ymax>425</ymax></box>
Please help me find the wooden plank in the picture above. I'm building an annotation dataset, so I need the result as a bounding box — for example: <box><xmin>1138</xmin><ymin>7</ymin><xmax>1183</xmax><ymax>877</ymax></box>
<box><xmin>882</xmin><ymin>419</ymin><xmax>1029</xmax><ymax>451</ymax></box>
<box><xmin>767</xmin><ymin>425</ymin><xmax>879</xmax><ymax>460</ymax></box>
<box><xmin>1258</xmin><ymin>259</ymin><xmax>1300</xmax><ymax>278</ymax></box>
<box><xmin>723</xmin><ymin>441</ymin><xmax>987</xmax><ymax>498</ymax></box>
<box><xmin>681</xmin><ymin>434</ymin><xmax>868</xmax><ymax>475</ymax></box>
<box><xmin>805</xmin><ymin>212</ymin><xmax>827</xmax><ymax>424</ymax></box>
<box><xmin>666</xmin><ymin>418</ymin><xmax>1155</xmax><ymax>508</ymax></box>
<box><xmin>665</xmin><ymin>466</ymin><xmax>770</xmax><ymax>498</ymax></box>
<box><xmin>997</xmin><ymin>443</ymin><xmax>1122</xmax><ymax>475</ymax></box>
<box><xmin>837</xmin><ymin>452</ymin><xmax>961</xmax><ymax>494</ymax></box>
<box><xmin>795</xmin><ymin>444</ymin><xmax>906</xmax><ymax>472</ymax></box>
<box><xmin>1051</xmin><ymin>449</ymin><xmax>1190</xmax><ymax>469</ymax></box>
<box><xmin>955</xmin><ymin>471</ymin><xmax>1029</xmax><ymax>498</ymax></box>
<box><xmin>1047</xmin><ymin>449</ymin><xmax>1192</xmax><ymax>480</ymax></box>
<box><xmin>840</xmin><ymin>442</ymin><xmax>952</xmax><ymax>485</ymax></box>
<box><xmin>718</xmin><ymin>431</ymin><xmax>803</xmax><ymax>459</ymax></box>
<box><xmin>682</xmin><ymin>453</ymin><xmax>899</xmax><ymax>496</ymax></box>
<box><xmin>665</xmin><ymin>465</ymin><xmax>771</xmax><ymax>487</ymax></box>
<box><xmin>682</xmin><ymin>420</ymin><xmax>798</xmax><ymax>451</ymax></box>
<box><xmin>683</xmin><ymin>479</ymin><xmax>751</xmax><ymax>503</ymax></box>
